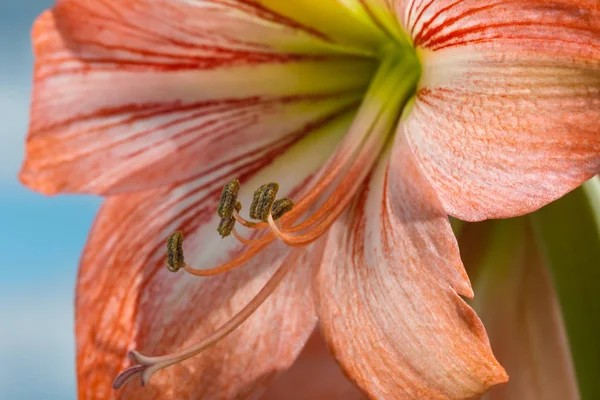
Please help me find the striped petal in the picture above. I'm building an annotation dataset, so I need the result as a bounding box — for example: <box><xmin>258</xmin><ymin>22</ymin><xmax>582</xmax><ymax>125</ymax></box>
<box><xmin>396</xmin><ymin>0</ymin><xmax>600</xmax><ymax>220</ymax></box>
<box><xmin>315</xmin><ymin>138</ymin><xmax>507</xmax><ymax>399</ymax></box>
<box><xmin>21</xmin><ymin>0</ymin><xmax>377</xmax><ymax>195</ymax></box>
<box><xmin>76</xmin><ymin>116</ymin><xmax>348</xmax><ymax>398</ymax></box>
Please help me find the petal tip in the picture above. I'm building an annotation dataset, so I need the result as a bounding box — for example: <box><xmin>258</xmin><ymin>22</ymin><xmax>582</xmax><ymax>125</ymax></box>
<box><xmin>18</xmin><ymin>166</ymin><xmax>61</xmax><ymax>196</ymax></box>
<box><xmin>486</xmin><ymin>364</ymin><xmax>510</xmax><ymax>391</ymax></box>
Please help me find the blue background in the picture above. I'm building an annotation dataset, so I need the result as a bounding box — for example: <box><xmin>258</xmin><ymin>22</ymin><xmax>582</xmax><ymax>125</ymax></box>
<box><xmin>0</xmin><ymin>2</ymin><xmax>101</xmax><ymax>398</ymax></box>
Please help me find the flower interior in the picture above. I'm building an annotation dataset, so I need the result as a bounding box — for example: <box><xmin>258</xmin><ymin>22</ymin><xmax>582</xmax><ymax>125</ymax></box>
<box><xmin>113</xmin><ymin>3</ymin><xmax>423</xmax><ymax>390</ymax></box>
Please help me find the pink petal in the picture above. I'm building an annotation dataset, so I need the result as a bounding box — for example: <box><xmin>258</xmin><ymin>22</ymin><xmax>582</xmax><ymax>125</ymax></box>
<box><xmin>315</xmin><ymin>138</ymin><xmax>507</xmax><ymax>399</ymax></box>
<box><xmin>21</xmin><ymin>0</ymin><xmax>376</xmax><ymax>195</ymax></box>
<box><xmin>75</xmin><ymin>129</ymin><xmax>344</xmax><ymax>398</ymax></box>
<box><xmin>260</xmin><ymin>328</ymin><xmax>367</xmax><ymax>400</ymax></box>
<box><xmin>470</xmin><ymin>220</ymin><xmax>579</xmax><ymax>400</ymax></box>
<box><xmin>396</xmin><ymin>0</ymin><xmax>600</xmax><ymax>220</ymax></box>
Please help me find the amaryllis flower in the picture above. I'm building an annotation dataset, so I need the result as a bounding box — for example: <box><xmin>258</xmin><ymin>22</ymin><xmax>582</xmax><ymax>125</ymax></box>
<box><xmin>20</xmin><ymin>0</ymin><xmax>599</xmax><ymax>399</ymax></box>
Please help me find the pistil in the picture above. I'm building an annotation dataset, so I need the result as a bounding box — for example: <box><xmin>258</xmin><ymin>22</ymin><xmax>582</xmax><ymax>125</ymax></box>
<box><xmin>113</xmin><ymin>249</ymin><xmax>303</xmax><ymax>390</ymax></box>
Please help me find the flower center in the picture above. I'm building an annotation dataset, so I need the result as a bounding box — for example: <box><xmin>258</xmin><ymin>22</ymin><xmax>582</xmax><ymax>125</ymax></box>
<box><xmin>114</xmin><ymin>7</ymin><xmax>421</xmax><ymax>390</ymax></box>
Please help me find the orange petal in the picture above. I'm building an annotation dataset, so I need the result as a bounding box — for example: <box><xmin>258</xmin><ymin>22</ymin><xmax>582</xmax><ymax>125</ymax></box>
<box><xmin>74</xmin><ymin>127</ymin><xmax>349</xmax><ymax>398</ymax></box>
<box><xmin>396</xmin><ymin>0</ymin><xmax>600</xmax><ymax>220</ymax></box>
<box><xmin>315</xmin><ymin>138</ymin><xmax>507</xmax><ymax>399</ymax></box>
<box><xmin>260</xmin><ymin>328</ymin><xmax>368</xmax><ymax>400</ymax></box>
<box><xmin>21</xmin><ymin>0</ymin><xmax>376</xmax><ymax>195</ymax></box>
<box><xmin>472</xmin><ymin>219</ymin><xmax>578</xmax><ymax>400</ymax></box>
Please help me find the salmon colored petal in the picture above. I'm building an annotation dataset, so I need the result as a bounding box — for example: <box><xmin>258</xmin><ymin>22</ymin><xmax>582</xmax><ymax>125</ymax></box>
<box><xmin>396</xmin><ymin>0</ymin><xmax>600</xmax><ymax>220</ymax></box>
<box><xmin>75</xmin><ymin>124</ymin><xmax>347</xmax><ymax>399</ymax></box>
<box><xmin>315</xmin><ymin>138</ymin><xmax>507</xmax><ymax>399</ymax></box>
<box><xmin>21</xmin><ymin>0</ymin><xmax>377</xmax><ymax>195</ymax></box>
<box><xmin>260</xmin><ymin>328</ymin><xmax>367</xmax><ymax>400</ymax></box>
<box><xmin>471</xmin><ymin>219</ymin><xmax>578</xmax><ymax>400</ymax></box>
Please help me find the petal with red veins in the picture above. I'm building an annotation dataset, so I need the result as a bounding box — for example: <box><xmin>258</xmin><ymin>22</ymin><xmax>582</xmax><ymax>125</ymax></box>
<box><xmin>260</xmin><ymin>328</ymin><xmax>367</xmax><ymax>400</ymax></box>
<box><xmin>316</xmin><ymin>138</ymin><xmax>507</xmax><ymax>399</ymax></box>
<box><xmin>76</xmin><ymin>116</ymin><xmax>348</xmax><ymax>399</ymax></box>
<box><xmin>471</xmin><ymin>219</ymin><xmax>578</xmax><ymax>400</ymax></box>
<box><xmin>396</xmin><ymin>0</ymin><xmax>600</xmax><ymax>220</ymax></box>
<box><xmin>21</xmin><ymin>0</ymin><xmax>377</xmax><ymax>195</ymax></box>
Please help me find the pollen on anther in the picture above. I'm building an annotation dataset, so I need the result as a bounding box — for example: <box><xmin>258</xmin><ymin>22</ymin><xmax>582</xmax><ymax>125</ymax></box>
<box><xmin>166</xmin><ymin>231</ymin><xmax>185</xmax><ymax>272</ymax></box>
<box><xmin>217</xmin><ymin>216</ymin><xmax>236</xmax><ymax>238</ymax></box>
<box><xmin>249</xmin><ymin>182</ymin><xmax>279</xmax><ymax>222</ymax></box>
<box><xmin>217</xmin><ymin>179</ymin><xmax>240</xmax><ymax>219</ymax></box>
<box><xmin>271</xmin><ymin>198</ymin><xmax>294</xmax><ymax>220</ymax></box>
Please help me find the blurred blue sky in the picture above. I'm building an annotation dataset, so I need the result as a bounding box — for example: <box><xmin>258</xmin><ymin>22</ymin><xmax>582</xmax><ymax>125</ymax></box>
<box><xmin>0</xmin><ymin>2</ymin><xmax>101</xmax><ymax>399</ymax></box>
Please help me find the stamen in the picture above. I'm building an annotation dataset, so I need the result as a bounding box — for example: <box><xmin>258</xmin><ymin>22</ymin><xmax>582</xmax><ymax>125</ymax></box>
<box><xmin>165</xmin><ymin>227</ymin><xmax>271</xmax><ymax>276</ymax></box>
<box><xmin>113</xmin><ymin>249</ymin><xmax>302</xmax><ymax>390</ymax></box>
<box><xmin>217</xmin><ymin>179</ymin><xmax>240</xmax><ymax>219</ymax></box>
<box><xmin>249</xmin><ymin>182</ymin><xmax>279</xmax><ymax>222</ymax></box>
<box><xmin>166</xmin><ymin>232</ymin><xmax>185</xmax><ymax>272</ymax></box>
<box><xmin>194</xmin><ymin>61</ymin><xmax>409</xmax><ymax>258</ymax></box>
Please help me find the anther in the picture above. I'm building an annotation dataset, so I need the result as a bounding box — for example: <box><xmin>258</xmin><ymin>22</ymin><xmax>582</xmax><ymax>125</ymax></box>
<box><xmin>166</xmin><ymin>231</ymin><xmax>185</xmax><ymax>272</ymax></box>
<box><xmin>217</xmin><ymin>216</ymin><xmax>236</xmax><ymax>238</ymax></box>
<box><xmin>270</xmin><ymin>198</ymin><xmax>294</xmax><ymax>220</ymax></box>
<box><xmin>249</xmin><ymin>182</ymin><xmax>279</xmax><ymax>222</ymax></box>
<box><xmin>217</xmin><ymin>179</ymin><xmax>240</xmax><ymax>219</ymax></box>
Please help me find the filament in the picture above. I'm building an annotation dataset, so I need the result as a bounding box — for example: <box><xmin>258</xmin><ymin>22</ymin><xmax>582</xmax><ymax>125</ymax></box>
<box><xmin>182</xmin><ymin>242</ymin><xmax>269</xmax><ymax>276</ymax></box>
